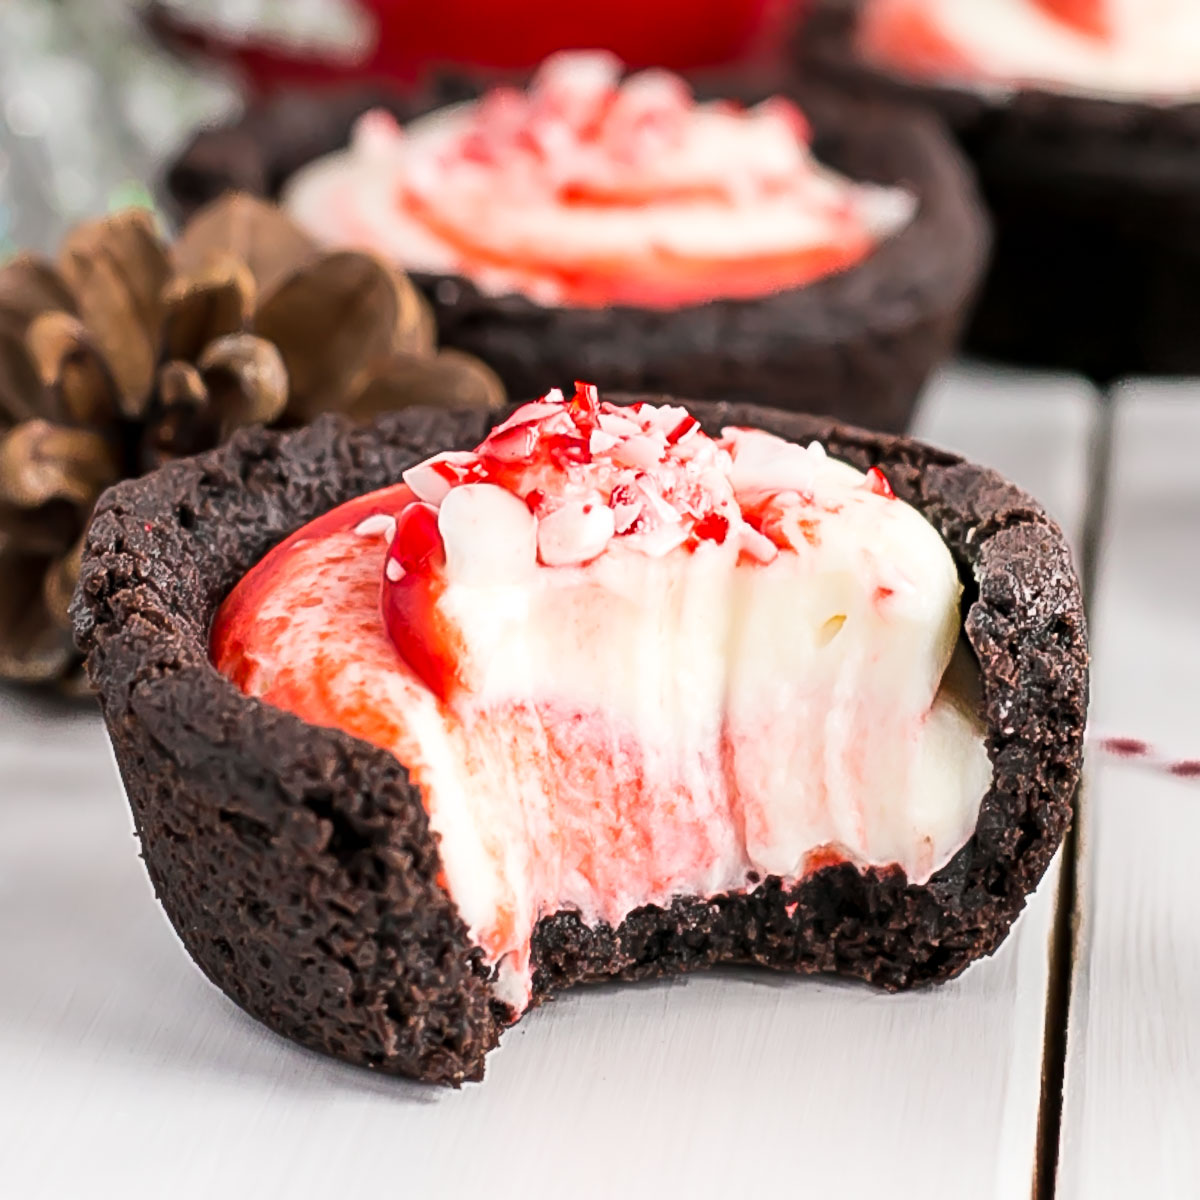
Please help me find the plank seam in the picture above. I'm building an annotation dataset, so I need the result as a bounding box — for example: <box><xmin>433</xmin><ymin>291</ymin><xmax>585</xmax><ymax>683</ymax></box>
<box><xmin>1034</xmin><ymin>386</ymin><xmax>1115</xmax><ymax>1200</ymax></box>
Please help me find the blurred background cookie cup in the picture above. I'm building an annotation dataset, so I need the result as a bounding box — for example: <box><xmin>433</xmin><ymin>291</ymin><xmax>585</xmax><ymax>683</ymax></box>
<box><xmin>163</xmin><ymin>53</ymin><xmax>988</xmax><ymax>432</ymax></box>
<box><xmin>796</xmin><ymin>0</ymin><xmax>1200</xmax><ymax>383</ymax></box>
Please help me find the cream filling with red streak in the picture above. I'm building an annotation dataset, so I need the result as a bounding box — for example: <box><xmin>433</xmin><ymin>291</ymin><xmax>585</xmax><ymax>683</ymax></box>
<box><xmin>860</xmin><ymin>0</ymin><xmax>1200</xmax><ymax>99</ymax></box>
<box><xmin>213</xmin><ymin>386</ymin><xmax>991</xmax><ymax>1013</ymax></box>
<box><xmin>282</xmin><ymin>51</ymin><xmax>915</xmax><ymax>309</ymax></box>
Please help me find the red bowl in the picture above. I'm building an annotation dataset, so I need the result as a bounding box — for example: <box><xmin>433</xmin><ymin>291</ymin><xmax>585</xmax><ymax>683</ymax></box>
<box><xmin>146</xmin><ymin>0</ymin><xmax>809</xmax><ymax>93</ymax></box>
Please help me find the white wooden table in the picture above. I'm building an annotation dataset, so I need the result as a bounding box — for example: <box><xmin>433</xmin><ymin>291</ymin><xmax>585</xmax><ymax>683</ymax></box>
<box><xmin>0</xmin><ymin>364</ymin><xmax>1195</xmax><ymax>1199</ymax></box>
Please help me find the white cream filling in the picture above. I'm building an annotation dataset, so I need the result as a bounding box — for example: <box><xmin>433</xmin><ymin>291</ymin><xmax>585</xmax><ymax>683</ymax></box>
<box><xmin>229</xmin><ymin>411</ymin><xmax>991</xmax><ymax>1018</ymax></box>
<box><xmin>387</xmin><ymin>436</ymin><xmax>990</xmax><ymax>1011</ymax></box>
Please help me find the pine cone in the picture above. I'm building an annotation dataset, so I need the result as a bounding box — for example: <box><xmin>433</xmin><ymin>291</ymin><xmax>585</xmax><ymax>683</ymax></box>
<box><xmin>0</xmin><ymin>194</ymin><xmax>505</xmax><ymax>693</ymax></box>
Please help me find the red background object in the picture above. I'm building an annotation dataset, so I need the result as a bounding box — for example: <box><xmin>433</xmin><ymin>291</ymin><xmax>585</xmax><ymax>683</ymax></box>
<box><xmin>147</xmin><ymin>0</ymin><xmax>808</xmax><ymax>94</ymax></box>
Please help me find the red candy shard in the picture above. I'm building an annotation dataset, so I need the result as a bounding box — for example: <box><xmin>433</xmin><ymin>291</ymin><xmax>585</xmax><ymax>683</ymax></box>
<box><xmin>567</xmin><ymin>380</ymin><xmax>602</xmax><ymax>434</ymax></box>
<box><xmin>391</xmin><ymin>502</ymin><xmax>445</xmax><ymax>575</ymax></box>
<box><xmin>543</xmin><ymin>431</ymin><xmax>592</xmax><ymax>468</ymax></box>
<box><xmin>665</xmin><ymin>413</ymin><xmax>700</xmax><ymax>445</ymax></box>
<box><xmin>383</xmin><ymin>502</ymin><xmax>458</xmax><ymax>698</ymax></box>
<box><xmin>866</xmin><ymin>466</ymin><xmax>895</xmax><ymax>499</ymax></box>
<box><xmin>692</xmin><ymin>511</ymin><xmax>730</xmax><ymax>545</ymax></box>
<box><xmin>482</xmin><ymin>420</ymin><xmax>542</xmax><ymax>464</ymax></box>
<box><xmin>382</xmin><ymin>568</ymin><xmax>459</xmax><ymax>703</ymax></box>
<box><xmin>432</xmin><ymin>459</ymin><xmax>466</xmax><ymax>485</ymax></box>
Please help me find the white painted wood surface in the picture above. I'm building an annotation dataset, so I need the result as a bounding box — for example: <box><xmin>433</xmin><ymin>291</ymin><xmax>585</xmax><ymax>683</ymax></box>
<box><xmin>1057</xmin><ymin>385</ymin><xmax>1200</xmax><ymax>1199</ymax></box>
<box><xmin>0</xmin><ymin>366</ymin><xmax>1092</xmax><ymax>1200</ymax></box>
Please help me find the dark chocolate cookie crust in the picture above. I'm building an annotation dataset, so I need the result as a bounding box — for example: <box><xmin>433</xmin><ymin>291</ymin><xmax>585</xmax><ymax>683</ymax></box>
<box><xmin>73</xmin><ymin>401</ymin><xmax>1087</xmax><ymax>1085</ymax></box>
<box><xmin>166</xmin><ymin>84</ymin><xmax>989</xmax><ymax>431</ymax></box>
<box><xmin>797</xmin><ymin>0</ymin><xmax>1200</xmax><ymax>381</ymax></box>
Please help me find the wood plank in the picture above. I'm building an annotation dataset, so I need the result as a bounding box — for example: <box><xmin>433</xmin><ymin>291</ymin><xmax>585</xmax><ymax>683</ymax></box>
<box><xmin>1057</xmin><ymin>385</ymin><xmax>1200</xmax><ymax>1198</ymax></box>
<box><xmin>915</xmin><ymin>361</ymin><xmax>1097</xmax><ymax>539</ymax></box>
<box><xmin>0</xmin><ymin>366</ymin><xmax>1094</xmax><ymax>1200</ymax></box>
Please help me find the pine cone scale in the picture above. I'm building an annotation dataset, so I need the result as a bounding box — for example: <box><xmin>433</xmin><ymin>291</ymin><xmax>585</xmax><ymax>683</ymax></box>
<box><xmin>0</xmin><ymin>256</ymin><xmax>78</xmax><ymax>327</ymax></box>
<box><xmin>0</xmin><ymin>500</ymin><xmax>81</xmax><ymax>558</ymax></box>
<box><xmin>43</xmin><ymin>538</ymin><xmax>84</xmax><ymax>632</ymax></box>
<box><xmin>254</xmin><ymin>251</ymin><xmax>403</xmax><ymax>422</ymax></box>
<box><xmin>59</xmin><ymin>210</ymin><xmax>172</xmax><ymax>416</ymax></box>
<box><xmin>198</xmin><ymin>333</ymin><xmax>289</xmax><ymax>434</ymax></box>
<box><xmin>0</xmin><ymin>324</ymin><xmax>46</xmax><ymax>426</ymax></box>
<box><xmin>1</xmin><ymin>192</ymin><xmax>506</xmax><ymax>693</ymax></box>
<box><xmin>171</xmin><ymin>192</ymin><xmax>318</xmax><ymax>295</ymax></box>
<box><xmin>0</xmin><ymin>545</ymin><xmax>75</xmax><ymax>682</ymax></box>
<box><xmin>0</xmin><ymin>420</ymin><xmax>120</xmax><ymax>510</ymax></box>
<box><xmin>26</xmin><ymin>311</ymin><xmax>119</xmax><ymax>428</ymax></box>
<box><xmin>162</xmin><ymin>256</ymin><xmax>256</xmax><ymax>362</ymax></box>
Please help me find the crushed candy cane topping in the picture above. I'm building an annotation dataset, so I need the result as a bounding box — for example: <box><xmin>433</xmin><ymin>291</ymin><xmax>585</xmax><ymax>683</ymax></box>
<box><xmin>393</xmin><ymin>382</ymin><xmax>896</xmax><ymax>581</ymax></box>
<box><xmin>284</xmin><ymin>51</ymin><xmax>915</xmax><ymax>308</ymax></box>
<box><xmin>382</xmin><ymin>383</ymin><xmax>903</xmax><ymax>698</ymax></box>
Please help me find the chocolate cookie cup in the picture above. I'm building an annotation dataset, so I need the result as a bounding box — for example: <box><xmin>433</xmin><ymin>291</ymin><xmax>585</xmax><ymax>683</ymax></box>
<box><xmin>72</xmin><ymin>400</ymin><xmax>1086</xmax><ymax>1086</ymax></box>
<box><xmin>797</xmin><ymin>0</ymin><xmax>1200</xmax><ymax>382</ymax></box>
<box><xmin>166</xmin><ymin>86</ymin><xmax>989</xmax><ymax>432</ymax></box>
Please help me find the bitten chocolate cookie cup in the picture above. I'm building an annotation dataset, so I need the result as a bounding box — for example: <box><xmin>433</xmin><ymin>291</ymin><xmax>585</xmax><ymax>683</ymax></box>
<box><xmin>165</xmin><ymin>86</ymin><xmax>989</xmax><ymax>432</ymax></box>
<box><xmin>797</xmin><ymin>0</ymin><xmax>1200</xmax><ymax>382</ymax></box>
<box><xmin>72</xmin><ymin>401</ymin><xmax>1087</xmax><ymax>1086</ymax></box>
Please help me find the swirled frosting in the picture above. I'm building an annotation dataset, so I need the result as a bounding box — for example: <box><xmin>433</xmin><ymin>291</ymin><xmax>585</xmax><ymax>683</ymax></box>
<box><xmin>859</xmin><ymin>0</ymin><xmax>1200</xmax><ymax>100</ymax></box>
<box><xmin>283</xmin><ymin>51</ymin><xmax>915</xmax><ymax>309</ymax></box>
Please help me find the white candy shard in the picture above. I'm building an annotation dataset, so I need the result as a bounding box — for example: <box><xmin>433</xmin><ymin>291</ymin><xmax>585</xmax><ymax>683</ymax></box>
<box><xmin>354</xmin><ymin>512</ymin><xmax>398</xmax><ymax>539</ymax></box>
<box><xmin>492</xmin><ymin>401</ymin><xmax>563</xmax><ymax>435</ymax></box>
<box><xmin>533</xmin><ymin>50</ymin><xmax>623</xmax><ymax>114</ymax></box>
<box><xmin>438</xmin><ymin>484</ymin><xmax>538</xmax><ymax>586</ymax></box>
<box><xmin>351</xmin><ymin>110</ymin><xmax>404</xmax><ymax>160</ymax></box>
<box><xmin>597</xmin><ymin>410</ymin><xmax>643</xmax><ymax>438</ymax></box>
<box><xmin>634</xmin><ymin>474</ymin><xmax>683</xmax><ymax>526</ymax></box>
<box><xmin>403</xmin><ymin>451</ymin><xmax>476</xmax><ymax>506</ymax></box>
<box><xmin>611</xmin><ymin>433</ymin><xmax>666</xmax><ymax>471</ymax></box>
<box><xmin>537</xmin><ymin>500</ymin><xmax>616</xmax><ymax>566</ymax></box>
<box><xmin>738</xmin><ymin>524</ymin><xmax>779</xmax><ymax>564</ymax></box>
<box><xmin>723</xmin><ymin>426</ymin><xmax>819</xmax><ymax>497</ymax></box>
<box><xmin>589</xmin><ymin>429</ymin><xmax>621</xmax><ymax>454</ymax></box>
<box><xmin>623</xmin><ymin>520</ymin><xmax>690</xmax><ymax>559</ymax></box>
